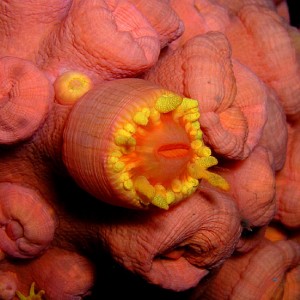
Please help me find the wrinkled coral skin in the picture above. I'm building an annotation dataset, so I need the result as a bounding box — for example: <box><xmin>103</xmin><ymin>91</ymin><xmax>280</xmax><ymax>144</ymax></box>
<box><xmin>96</xmin><ymin>189</ymin><xmax>241</xmax><ymax>291</ymax></box>
<box><xmin>0</xmin><ymin>248</ymin><xmax>95</xmax><ymax>300</ymax></box>
<box><xmin>145</xmin><ymin>33</ymin><xmax>268</xmax><ymax>160</ymax></box>
<box><xmin>0</xmin><ymin>0</ymin><xmax>300</xmax><ymax>299</ymax></box>
<box><xmin>55</xmin><ymin>187</ymin><xmax>241</xmax><ymax>291</ymax></box>
<box><xmin>191</xmin><ymin>239</ymin><xmax>300</xmax><ymax>300</ymax></box>
<box><xmin>275</xmin><ymin>118</ymin><xmax>300</xmax><ymax>228</ymax></box>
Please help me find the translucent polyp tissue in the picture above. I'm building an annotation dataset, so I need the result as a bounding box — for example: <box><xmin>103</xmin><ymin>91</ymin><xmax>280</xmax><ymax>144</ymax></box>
<box><xmin>63</xmin><ymin>79</ymin><xmax>229</xmax><ymax>209</ymax></box>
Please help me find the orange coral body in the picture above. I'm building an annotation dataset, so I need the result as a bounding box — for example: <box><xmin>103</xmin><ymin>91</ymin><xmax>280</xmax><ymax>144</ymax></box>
<box><xmin>0</xmin><ymin>0</ymin><xmax>299</xmax><ymax>299</ymax></box>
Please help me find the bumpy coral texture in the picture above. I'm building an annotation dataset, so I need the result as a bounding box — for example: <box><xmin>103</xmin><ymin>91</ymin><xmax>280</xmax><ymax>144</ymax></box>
<box><xmin>0</xmin><ymin>0</ymin><xmax>299</xmax><ymax>299</ymax></box>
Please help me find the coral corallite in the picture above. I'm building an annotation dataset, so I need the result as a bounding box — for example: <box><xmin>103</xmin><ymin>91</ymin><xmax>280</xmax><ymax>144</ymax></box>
<box><xmin>63</xmin><ymin>79</ymin><xmax>229</xmax><ymax>210</ymax></box>
<box><xmin>0</xmin><ymin>0</ymin><xmax>300</xmax><ymax>299</ymax></box>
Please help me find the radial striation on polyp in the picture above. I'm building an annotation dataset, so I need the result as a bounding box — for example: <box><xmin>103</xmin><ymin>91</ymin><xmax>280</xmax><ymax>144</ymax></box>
<box><xmin>63</xmin><ymin>79</ymin><xmax>229</xmax><ymax>209</ymax></box>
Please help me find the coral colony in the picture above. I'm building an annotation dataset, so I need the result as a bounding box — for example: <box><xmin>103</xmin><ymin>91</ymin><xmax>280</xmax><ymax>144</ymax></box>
<box><xmin>0</xmin><ymin>0</ymin><xmax>299</xmax><ymax>299</ymax></box>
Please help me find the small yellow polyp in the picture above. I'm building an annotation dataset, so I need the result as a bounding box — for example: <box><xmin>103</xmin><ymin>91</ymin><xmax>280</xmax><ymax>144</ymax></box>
<box><xmin>16</xmin><ymin>282</ymin><xmax>45</xmax><ymax>300</ymax></box>
<box><xmin>54</xmin><ymin>71</ymin><xmax>93</xmax><ymax>105</ymax></box>
<box><xmin>107</xmin><ymin>89</ymin><xmax>229</xmax><ymax>209</ymax></box>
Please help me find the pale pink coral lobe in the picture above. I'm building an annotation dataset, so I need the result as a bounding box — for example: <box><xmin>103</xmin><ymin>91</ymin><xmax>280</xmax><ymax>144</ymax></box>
<box><xmin>0</xmin><ymin>0</ymin><xmax>71</xmax><ymax>60</ymax></box>
<box><xmin>98</xmin><ymin>189</ymin><xmax>241</xmax><ymax>291</ymax></box>
<box><xmin>192</xmin><ymin>239</ymin><xmax>300</xmax><ymax>299</ymax></box>
<box><xmin>0</xmin><ymin>56</ymin><xmax>53</xmax><ymax>144</ymax></box>
<box><xmin>146</xmin><ymin>32</ymin><xmax>267</xmax><ymax>160</ymax></box>
<box><xmin>275</xmin><ymin>119</ymin><xmax>300</xmax><ymax>228</ymax></box>
<box><xmin>39</xmin><ymin>0</ymin><xmax>161</xmax><ymax>82</ymax></box>
<box><xmin>0</xmin><ymin>183</ymin><xmax>57</xmax><ymax>259</ymax></box>
<box><xmin>0</xmin><ymin>271</ymin><xmax>17</xmax><ymax>300</ymax></box>
<box><xmin>0</xmin><ymin>248</ymin><xmax>94</xmax><ymax>300</ymax></box>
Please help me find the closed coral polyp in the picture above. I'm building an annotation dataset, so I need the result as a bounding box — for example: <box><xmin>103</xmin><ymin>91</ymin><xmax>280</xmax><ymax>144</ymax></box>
<box><xmin>54</xmin><ymin>71</ymin><xmax>92</xmax><ymax>105</ymax></box>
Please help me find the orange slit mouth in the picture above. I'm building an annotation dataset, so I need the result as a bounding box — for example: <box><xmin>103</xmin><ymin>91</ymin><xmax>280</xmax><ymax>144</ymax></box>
<box><xmin>157</xmin><ymin>144</ymin><xmax>190</xmax><ymax>158</ymax></box>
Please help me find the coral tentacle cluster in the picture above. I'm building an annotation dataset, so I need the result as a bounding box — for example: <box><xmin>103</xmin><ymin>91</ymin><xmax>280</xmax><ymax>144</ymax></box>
<box><xmin>0</xmin><ymin>0</ymin><xmax>299</xmax><ymax>299</ymax></box>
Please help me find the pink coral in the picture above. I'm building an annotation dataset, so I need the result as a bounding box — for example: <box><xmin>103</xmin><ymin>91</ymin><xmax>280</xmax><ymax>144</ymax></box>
<box><xmin>0</xmin><ymin>0</ymin><xmax>299</xmax><ymax>299</ymax></box>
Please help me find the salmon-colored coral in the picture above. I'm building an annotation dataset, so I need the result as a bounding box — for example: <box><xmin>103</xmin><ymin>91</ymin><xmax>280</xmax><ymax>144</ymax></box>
<box><xmin>63</xmin><ymin>78</ymin><xmax>229</xmax><ymax>209</ymax></box>
<box><xmin>225</xmin><ymin>3</ymin><xmax>300</xmax><ymax>118</ymax></box>
<box><xmin>0</xmin><ymin>271</ymin><xmax>17</xmax><ymax>300</ymax></box>
<box><xmin>275</xmin><ymin>118</ymin><xmax>300</xmax><ymax>228</ymax></box>
<box><xmin>0</xmin><ymin>248</ymin><xmax>94</xmax><ymax>300</ymax></box>
<box><xmin>145</xmin><ymin>32</ymin><xmax>267</xmax><ymax>159</ymax></box>
<box><xmin>0</xmin><ymin>56</ymin><xmax>53</xmax><ymax>144</ymax></box>
<box><xmin>0</xmin><ymin>183</ymin><xmax>57</xmax><ymax>259</ymax></box>
<box><xmin>0</xmin><ymin>0</ymin><xmax>299</xmax><ymax>298</ymax></box>
<box><xmin>191</xmin><ymin>239</ymin><xmax>300</xmax><ymax>299</ymax></box>
<box><xmin>58</xmin><ymin>188</ymin><xmax>241</xmax><ymax>291</ymax></box>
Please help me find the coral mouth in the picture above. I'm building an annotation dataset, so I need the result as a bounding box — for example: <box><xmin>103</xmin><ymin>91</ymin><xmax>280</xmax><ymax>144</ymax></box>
<box><xmin>157</xmin><ymin>144</ymin><xmax>190</xmax><ymax>158</ymax></box>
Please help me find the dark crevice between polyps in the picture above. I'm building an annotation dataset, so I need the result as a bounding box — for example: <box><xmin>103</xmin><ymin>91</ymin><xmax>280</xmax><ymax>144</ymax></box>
<box><xmin>240</xmin><ymin>219</ymin><xmax>263</xmax><ymax>238</ymax></box>
<box><xmin>156</xmin><ymin>246</ymin><xmax>188</xmax><ymax>260</ymax></box>
<box><xmin>287</xmin><ymin>0</ymin><xmax>300</xmax><ymax>28</ymax></box>
<box><xmin>87</xmin><ymin>249</ymin><xmax>194</xmax><ymax>300</ymax></box>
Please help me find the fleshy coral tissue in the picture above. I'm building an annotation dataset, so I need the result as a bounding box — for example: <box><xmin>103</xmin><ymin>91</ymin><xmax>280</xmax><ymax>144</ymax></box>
<box><xmin>0</xmin><ymin>0</ymin><xmax>299</xmax><ymax>299</ymax></box>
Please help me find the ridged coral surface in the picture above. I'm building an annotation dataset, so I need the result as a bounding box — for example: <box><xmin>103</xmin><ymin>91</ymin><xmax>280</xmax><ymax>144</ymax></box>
<box><xmin>0</xmin><ymin>0</ymin><xmax>299</xmax><ymax>299</ymax></box>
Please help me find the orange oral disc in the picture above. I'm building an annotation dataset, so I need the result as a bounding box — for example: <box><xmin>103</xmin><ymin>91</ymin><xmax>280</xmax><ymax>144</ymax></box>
<box><xmin>107</xmin><ymin>93</ymin><xmax>229</xmax><ymax>209</ymax></box>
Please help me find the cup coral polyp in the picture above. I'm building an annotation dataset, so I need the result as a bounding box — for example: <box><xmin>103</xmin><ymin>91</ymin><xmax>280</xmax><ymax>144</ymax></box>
<box><xmin>63</xmin><ymin>79</ymin><xmax>228</xmax><ymax>209</ymax></box>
